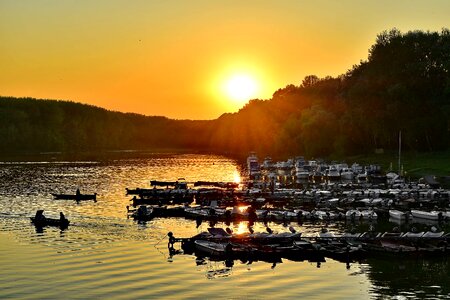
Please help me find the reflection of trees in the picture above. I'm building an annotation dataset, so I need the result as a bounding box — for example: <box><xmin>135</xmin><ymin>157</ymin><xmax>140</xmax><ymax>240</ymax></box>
<box><xmin>365</xmin><ymin>257</ymin><xmax>450</xmax><ymax>297</ymax></box>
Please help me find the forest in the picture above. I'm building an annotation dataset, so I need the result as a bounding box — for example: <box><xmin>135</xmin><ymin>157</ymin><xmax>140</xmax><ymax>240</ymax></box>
<box><xmin>1</xmin><ymin>29</ymin><xmax>449</xmax><ymax>159</ymax></box>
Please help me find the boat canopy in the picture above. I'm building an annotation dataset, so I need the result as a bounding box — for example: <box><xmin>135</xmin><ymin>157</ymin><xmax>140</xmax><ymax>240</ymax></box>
<box><xmin>423</xmin><ymin>175</ymin><xmax>440</xmax><ymax>188</ymax></box>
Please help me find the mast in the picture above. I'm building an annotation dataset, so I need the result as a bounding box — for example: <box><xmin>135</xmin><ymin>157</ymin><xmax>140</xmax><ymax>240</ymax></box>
<box><xmin>398</xmin><ymin>130</ymin><xmax>402</xmax><ymax>175</ymax></box>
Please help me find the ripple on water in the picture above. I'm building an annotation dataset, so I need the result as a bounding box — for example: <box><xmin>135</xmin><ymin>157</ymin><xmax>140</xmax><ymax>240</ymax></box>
<box><xmin>0</xmin><ymin>154</ymin><xmax>448</xmax><ymax>299</ymax></box>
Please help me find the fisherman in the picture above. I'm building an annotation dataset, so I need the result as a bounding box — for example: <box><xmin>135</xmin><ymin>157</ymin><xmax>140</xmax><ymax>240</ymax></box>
<box><xmin>34</xmin><ymin>210</ymin><xmax>46</xmax><ymax>222</ymax></box>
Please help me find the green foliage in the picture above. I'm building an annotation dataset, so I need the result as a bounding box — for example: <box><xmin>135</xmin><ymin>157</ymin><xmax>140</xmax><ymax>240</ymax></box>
<box><xmin>1</xmin><ymin>29</ymin><xmax>449</xmax><ymax>158</ymax></box>
<box><xmin>0</xmin><ymin>97</ymin><xmax>212</xmax><ymax>153</ymax></box>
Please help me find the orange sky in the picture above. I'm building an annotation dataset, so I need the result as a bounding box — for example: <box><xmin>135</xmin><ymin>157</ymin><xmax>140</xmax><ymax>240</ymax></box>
<box><xmin>1</xmin><ymin>1</ymin><xmax>449</xmax><ymax>119</ymax></box>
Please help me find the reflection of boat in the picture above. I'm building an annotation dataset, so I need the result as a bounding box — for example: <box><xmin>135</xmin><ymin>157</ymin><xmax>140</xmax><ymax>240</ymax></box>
<box><xmin>30</xmin><ymin>210</ymin><xmax>69</xmax><ymax>228</ymax></box>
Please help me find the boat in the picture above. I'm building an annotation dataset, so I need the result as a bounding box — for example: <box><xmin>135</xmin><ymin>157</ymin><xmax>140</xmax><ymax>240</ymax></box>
<box><xmin>30</xmin><ymin>210</ymin><xmax>69</xmax><ymax>228</ymax></box>
<box><xmin>52</xmin><ymin>191</ymin><xmax>97</xmax><ymax>202</ymax></box>
<box><xmin>346</xmin><ymin>210</ymin><xmax>362</xmax><ymax>220</ymax></box>
<box><xmin>389</xmin><ymin>209</ymin><xmax>408</xmax><ymax>220</ymax></box>
<box><xmin>295</xmin><ymin>158</ymin><xmax>310</xmax><ymax>181</ymax></box>
<box><xmin>326</xmin><ymin>166</ymin><xmax>340</xmax><ymax>181</ymax></box>
<box><xmin>340</xmin><ymin>168</ymin><xmax>354</xmax><ymax>180</ymax></box>
<box><xmin>191</xmin><ymin>227</ymin><xmax>303</xmax><ymax>245</ymax></box>
<box><xmin>318</xmin><ymin>228</ymin><xmax>335</xmax><ymax>238</ymax></box>
<box><xmin>356</xmin><ymin>171</ymin><xmax>367</xmax><ymax>182</ymax></box>
<box><xmin>194</xmin><ymin>240</ymin><xmax>230</xmax><ymax>256</ymax></box>
<box><xmin>247</xmin><ymin>152</ymin><xmax>261</xmax><ymax>178</ymax></box>
<box><xmin>410</xmin><ymin>210</ymin><xmax>441</xmax><ymax>221</ymax></box>
<box><xmin>130</xmin><ymin>205</ymin><xmax>155</xmax><ymax>221</ymax></box>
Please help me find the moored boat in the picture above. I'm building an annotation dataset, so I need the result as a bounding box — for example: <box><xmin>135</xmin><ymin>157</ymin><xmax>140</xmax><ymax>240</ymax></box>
<box><xmin>410</xmin><ymin>210</ymin><xmax>440</xmax><ymax>221</ymax></box>
<box><xmin>389</xmin><ymin>209</ymin><xmax>408</xmax><ymax>220</ymax></box>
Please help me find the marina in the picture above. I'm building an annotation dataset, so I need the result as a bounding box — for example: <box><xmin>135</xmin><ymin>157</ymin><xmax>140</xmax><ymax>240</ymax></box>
<box><xmin>0</xmin><ymin>154</ymin><xmax>449</xmax><ymax>299</ymax></box>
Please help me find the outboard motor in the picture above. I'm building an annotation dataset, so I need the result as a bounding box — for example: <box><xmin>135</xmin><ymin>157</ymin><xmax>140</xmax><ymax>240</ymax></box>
<box><xmin>196</xmin><ymin>216</ymin><xmax>202</xmax><ymax>228</ymax></box>
<box><xmin>137</xmin><ymin>205</ymin><xmax>148</xmax><ymax>217</ymax></box>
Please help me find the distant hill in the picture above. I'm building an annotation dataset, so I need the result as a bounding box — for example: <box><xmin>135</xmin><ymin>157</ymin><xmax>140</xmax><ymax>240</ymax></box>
<box><xmin>1</xmin><ymin>29</ymin><xmax>449</xmax><ymax>158</ymax></box>
<box><xmin>0</xmin><ymin>97</ymin><xmax>212</xmax><ymax>153</ymax></box>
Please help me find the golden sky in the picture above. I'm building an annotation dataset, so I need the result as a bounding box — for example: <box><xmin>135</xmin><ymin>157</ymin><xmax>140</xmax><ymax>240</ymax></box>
<box><xmin>1</xmin><ymin>0</ymin><xmax>449</xmax><ymax>119</ymax></box>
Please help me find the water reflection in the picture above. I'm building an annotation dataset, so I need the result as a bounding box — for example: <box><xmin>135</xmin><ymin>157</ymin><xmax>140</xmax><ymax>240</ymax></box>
<box><xmin>0</xmin><ymin>154</ymin><xmax>448</xmax><ymax>299</ymax></box>
<box><xmin>169</xmin><ymin>237</ymin><xmax>449</xmax><ymax>296</ymax></box>
<box><xmin>367</xmin><ymin>257</ymin><xmax>450</xmax><ymax>298</ymax></box>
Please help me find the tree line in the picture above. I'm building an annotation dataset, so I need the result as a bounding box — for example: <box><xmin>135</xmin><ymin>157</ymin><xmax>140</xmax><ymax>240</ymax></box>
<box><xmin>1</xmin><ymin>29</ymin><xmax>449</xmax><ymax>159</ymax></box>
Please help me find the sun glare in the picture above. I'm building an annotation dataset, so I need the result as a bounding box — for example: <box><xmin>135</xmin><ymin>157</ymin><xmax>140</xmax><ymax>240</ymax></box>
<box><xmin>224</xmin><ymin>74</ymin><xmax>259</xmax><ymax>103</ymax></box>
<box><xmin>233</xmin><ymin>171</ymin><xmax>241</xmax><ymax>184</ymax></box>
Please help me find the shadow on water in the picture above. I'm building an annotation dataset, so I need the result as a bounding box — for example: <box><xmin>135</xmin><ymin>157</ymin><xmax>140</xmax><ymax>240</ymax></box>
<box><xmin>367</xmin><ymin>256</ymin><xmax>450</xmax><ymax>298</ymax></box>
<box><xmin>169</xmin><ymin>243</ymin><xmax>450</xmax><ymax>297</ymax></box>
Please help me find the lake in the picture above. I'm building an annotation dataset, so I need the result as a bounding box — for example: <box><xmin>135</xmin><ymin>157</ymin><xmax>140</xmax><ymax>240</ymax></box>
<box><xmin>0</xmin><ymin>153</ymin><xmax>448</xmax><ymax>299</ymax></box>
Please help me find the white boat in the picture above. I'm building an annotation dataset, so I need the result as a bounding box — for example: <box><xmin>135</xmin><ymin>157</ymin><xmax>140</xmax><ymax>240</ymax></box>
<box><xmin>346</xmin><ymin>209</ymin><xmax>377</xmax><ymax>220</ymax></box>
<box><xmin>276</xmin><ymin>159</ymin><xmax>294</xmax><ymax>176</ymax></box>
<box><xmin>294</xmin><ymin>209</ymin><xmax>312</xmax><ymax>219</ymax></box>
<box><xmin>261</xmin><ymin>157</ymin><xmax>274</xmax><ymax>170</ymax></box>
<box><xmin>422</xmin><ymin>231</ymin><xmax>444</xmax><ymax>238</ymax></box>
<box><xmin>402</xmin><ymin>232</ymin><xmax>424</xmax><ymax>238</ymax></box>
<box><xmin>345</xmin><ymin>209</ymin><xmax>362</xmax><ymax>219</ymax></box>
<box><xmin>361</xmin><ymin>210</ymin><xmax>378</xmax><ymax>219</ymax></box>
<box><xmin>269</xmin><ymin>210</ymin><xmax>298</xmax><ymax>221</ymax></box>
<box><xmin>314</xmin><ymin>210</ymin><xmax>339</xmax><ymax>220</ymax></box>
<box><xmin>340</xmin><ymin>168</ymin><xmax>354</xmax><ymax>180</ymax></box>
<box><xmin>389</xmin><ymin>209</ymin><xmax>407</xmax><ymax>220</ymax></box>
<box><xmin>318</xmin><ymin>228</ymin><xmax>335</xmax><ymax>238</ymax></box>
<box><xmin>410</xmin><ymin>210</ymin><xmax>440</xmax><ymax>221</ymax></box>
<box><xmin>247</xmin><ymin>152</ymin><xmax>261</xmax><ymax>177</ymax></box>
<box><xmin>351</xmin><ymin>163</ymin><xmax>363</xmax><ymax>174</ymax></box>
<box><xmin>356</xmin><ymin>169</ymin><xmax>368</xmax><ymax>181</ymax></box>
<box><xmin>326</xmin><ymin>166</ymin><xmax>340</xmax><ymax>181</ymax></box>
<box><xmin>194</xmin><ymin>240</ymin><xmax>229</xmax><ymax>255</ymax></box>
<box><xmin>295</xmin><ymin>167</ymin><xmax>310</xmax><ymax>181</ymax></box>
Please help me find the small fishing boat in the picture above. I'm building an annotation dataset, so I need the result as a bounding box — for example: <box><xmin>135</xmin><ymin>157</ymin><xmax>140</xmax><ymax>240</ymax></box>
<box><xmin>30</xmin><ymin>210</ymin><xmax>69</xmax><ymax>228</ymax></box>
<box><xmin>410</xmin><ymin>210</ymin><xmax>440</xmax><ymax>221</ymax></box>
<box><xmin>401</xmin><ymin>231</ymin><xmax>425</xmax><ymax>238</ymax></box>
<box><xmin>389</xmin><ymin>209</ymin><xmax>408</xmax><ymax>220</ymax></box>
<box><xmin>194</xmin><ymin>240</ymin><xmax>231</xmax><ymax>256</ymax></box>
<box><xmin>52</xmin><ymin>191</ymin><xmax>97</xmax><ymax>202</ymax></box>
<box><xmin>130</xmin><ymin>205</ymin><xmax>155</xmax><ymax>221</ymax></box>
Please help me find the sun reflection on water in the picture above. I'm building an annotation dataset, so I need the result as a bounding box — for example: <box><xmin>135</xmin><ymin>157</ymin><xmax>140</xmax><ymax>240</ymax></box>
<box><xmin>233</xmin><ymin>171</ymin><xmax>241</xmax><ymax>184</ymax></box>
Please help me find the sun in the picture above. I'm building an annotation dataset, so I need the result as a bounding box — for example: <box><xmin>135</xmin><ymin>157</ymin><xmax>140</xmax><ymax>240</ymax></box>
<box><xmin>224</xmin><ymin>74</ymin><xmax>259</xmax><ymax>103</ymax></box>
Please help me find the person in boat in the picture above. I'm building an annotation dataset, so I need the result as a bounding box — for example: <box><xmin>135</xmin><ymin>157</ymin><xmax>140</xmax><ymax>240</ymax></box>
<box><xmin>75</xmin><ymin>188</ymin><xmax>81</xmax><ymax>202</ymax></box>
<box><xmin>59</xmin><ymin>212</ymin><xmax>67</xmax><ymax>221</ymax></box>
<box><xmin>34</xmin><ymin>210</ymin><xmax>46</xmax><ymax>222</ymax></box>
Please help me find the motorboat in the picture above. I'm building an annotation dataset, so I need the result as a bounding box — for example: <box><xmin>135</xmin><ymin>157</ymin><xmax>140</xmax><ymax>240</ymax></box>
<box><xmin>247</xmin><ymin>152</ymin><xmax>261</xmax><ymax>178</ymax></box>
<box><xmin>52</xmin><ymin>192</ymin><xmax>97</xmax><ymax>202</ymax></box>
<box><xmin>410</xmin><ymin>210</ymin><xmax>440</xmax><ymax>221</ymax></box>
<box><xmin>389</xmin><ymin>209</ymin><xmax>408</xmax><ymax>220</ymax></box>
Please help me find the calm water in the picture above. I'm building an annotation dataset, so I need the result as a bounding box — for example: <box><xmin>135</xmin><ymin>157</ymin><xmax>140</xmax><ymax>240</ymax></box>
<box><xmin>0</xmin><ymin>154</ymin><xmax>448</xmax><ymax>299</ymax></box>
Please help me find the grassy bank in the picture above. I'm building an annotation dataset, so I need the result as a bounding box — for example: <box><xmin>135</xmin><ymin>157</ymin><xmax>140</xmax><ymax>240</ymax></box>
<box><xmin>343</xmin><ymin>150</ymin><xmax>450</xmax><ymax>178</ymax></box>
